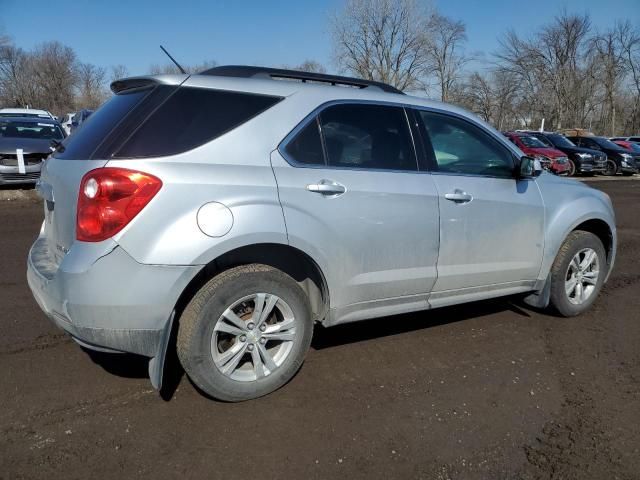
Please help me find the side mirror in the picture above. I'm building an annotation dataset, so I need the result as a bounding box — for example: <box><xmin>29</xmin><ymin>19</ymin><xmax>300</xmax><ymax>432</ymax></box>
<box><xmin>518</xmin><ymin>155</ymin><xmax>543</xmax><ymax>178</ymax></box>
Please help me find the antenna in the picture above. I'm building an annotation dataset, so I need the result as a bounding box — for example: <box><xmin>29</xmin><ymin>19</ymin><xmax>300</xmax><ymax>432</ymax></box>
<box><xmin>159</xmin><ymin>45</ymin><xmax>187</xmax><ymax>74</ymax></box>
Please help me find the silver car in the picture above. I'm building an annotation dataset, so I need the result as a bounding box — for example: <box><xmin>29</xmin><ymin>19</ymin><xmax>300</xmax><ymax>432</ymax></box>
<box><xmin>27</xmin><ymin>66</ymin><xmax>616</xmax><ymax>401</ymax></box>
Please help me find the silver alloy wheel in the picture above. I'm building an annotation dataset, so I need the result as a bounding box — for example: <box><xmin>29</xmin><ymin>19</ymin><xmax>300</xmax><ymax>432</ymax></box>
<box><xmin>565</xmin><ymin>248</ymin><xmax>600</xmax><ymax>305</ymax></box>
<box><xmin>211</xmin><ymin>293</ymin><xmax>297</xmax><ymax>382</ymax></box>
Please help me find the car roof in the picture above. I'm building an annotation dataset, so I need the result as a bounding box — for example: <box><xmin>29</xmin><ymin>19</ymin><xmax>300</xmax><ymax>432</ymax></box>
<box><xmin>0</xmin><ymin>116</ymin><xmax>59</xmax><ymax>124</ymax></box>
<box><xmin>0</xmin><ymin>108</ymin><xmax>52</xmax><ymax>116</ymax></box>
<box><xmin>112</xmin><ymin>69</ymin><xmax>479</xmax><ymax>119</ymax></box>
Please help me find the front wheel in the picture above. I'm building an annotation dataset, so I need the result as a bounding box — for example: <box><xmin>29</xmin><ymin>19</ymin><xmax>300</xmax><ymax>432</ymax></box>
<box><xmin>604</xmin><ymin>159</ymin><xmax>618</xmax><ymax>176</ymax></box>
<box><xmin>548</xmin><ymin>231</ymin><xmax>606</xmax><ymax>317</ymax></box>
<box><xmin>566</xmin><ymin>159</ymin><xmax>577</xmax><ymax>177</ymax></box>
<box><xmin>177</xmin><ymin>264</ymin><xmax>313</xmax><ymax>401</ymax></box>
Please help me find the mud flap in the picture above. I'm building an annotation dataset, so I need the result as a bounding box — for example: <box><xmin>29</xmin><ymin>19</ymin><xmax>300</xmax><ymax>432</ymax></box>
<box><xmin>523</xmin><ymin>275</ymin><xmax>552</xmax><ymax>309</ymax></box>
<box><xmin>148</xmin><ymin>311</ymin><xmax>175</xmax><ymax>390</ymax></box>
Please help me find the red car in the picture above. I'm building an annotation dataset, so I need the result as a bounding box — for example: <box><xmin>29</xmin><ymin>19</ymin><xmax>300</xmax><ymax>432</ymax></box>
<box><xmin>503</xmin><ymin>132</ymin><xmax>571</xmax><ymax>175</ymax></box>
<box><xmin>612</xmin><ymin>139</ymin><xmax>640</xmax><ymax>154</ymax></box>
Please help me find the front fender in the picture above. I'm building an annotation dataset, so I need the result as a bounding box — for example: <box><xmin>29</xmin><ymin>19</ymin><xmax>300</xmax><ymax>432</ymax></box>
<box><xmin>537</xmin><ymin>184</ymin><xmax>616</xmax><ymax>284</ymax></box>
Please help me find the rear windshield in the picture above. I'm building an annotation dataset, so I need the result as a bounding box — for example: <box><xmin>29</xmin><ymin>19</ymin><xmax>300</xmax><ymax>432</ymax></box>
<box><xmin>54</xmin><ymin>88</ymin><xmax>148</xmax><ymax>159</ymax></box>
<box><xmin>547</xmin><ymin>134</ymin><xmax>575</xmax><ymax>148</ymax></box>
<box><xmin>55</xmin><ymin>85</ymin><xmax>282</xmax><ymax>160</ymax></box>
<box><xmin>0</xmin><ymin>120</ymin><xmax>64</xmax><ymax>140</ymax></box>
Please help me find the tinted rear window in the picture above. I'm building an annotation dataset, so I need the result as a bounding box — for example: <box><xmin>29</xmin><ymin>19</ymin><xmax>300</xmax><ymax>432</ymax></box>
<box><xmin>113</xmin><ymin>88</ymin><xmax>282</xmax><ymax>158</ymax></box>
<box><xmin>54</xmin><ymin>89</ymin><xmax>148</xmax><ymax>159</ymax></box>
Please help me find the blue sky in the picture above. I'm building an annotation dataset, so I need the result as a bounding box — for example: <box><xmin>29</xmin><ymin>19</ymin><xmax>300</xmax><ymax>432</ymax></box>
<box><xmin>1</xmin><ymin>0</ymin><xmax>638</xmax><ymax>76</ymax></box>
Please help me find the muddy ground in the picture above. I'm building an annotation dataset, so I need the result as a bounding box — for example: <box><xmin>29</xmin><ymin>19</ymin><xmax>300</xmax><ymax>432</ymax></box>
<box><xmin>1</xmin><ymin>180</ymin><xmax>639</xmax><ymax>479</ymax></box>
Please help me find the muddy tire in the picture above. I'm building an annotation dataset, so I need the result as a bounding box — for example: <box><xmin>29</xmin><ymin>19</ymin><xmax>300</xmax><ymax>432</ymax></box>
<box><xmin>177</xmin><ymin>264</ymin><xmax>313</xmax><ymax>402</ymax></box>
<box><xmin>549</xmin><ymin>231</ymin><xmax>606</xmax><ymax>317</ymax></box>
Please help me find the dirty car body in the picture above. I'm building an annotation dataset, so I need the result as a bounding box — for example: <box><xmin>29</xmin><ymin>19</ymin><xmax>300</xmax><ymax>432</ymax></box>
<box><xmin>27</xmin><ymin>67</ymin><xmax>617</xmax><ymax>397</ymax></box>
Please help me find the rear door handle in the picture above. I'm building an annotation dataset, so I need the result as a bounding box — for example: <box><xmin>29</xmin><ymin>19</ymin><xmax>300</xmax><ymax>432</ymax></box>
<box><xmin>444</xmin><ymin>190</ymin><xmax>473</xmax><ymax>203</ymax></box>
<box><xmin>306</xmin><ymin>180</ymin><xmax>346</xmax><ymax>196</ymax></box>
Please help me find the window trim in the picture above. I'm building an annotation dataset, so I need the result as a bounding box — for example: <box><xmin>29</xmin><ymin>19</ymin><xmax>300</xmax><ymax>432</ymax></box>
<box><xmin>411</xmin><ymin>107</ymin><xmax>520</xmax><ymax>179</ymax></box>
<box><xmin>278</xmin><ymin>99</ymin><xmax>420</xmax><ymax>174</ymax></box>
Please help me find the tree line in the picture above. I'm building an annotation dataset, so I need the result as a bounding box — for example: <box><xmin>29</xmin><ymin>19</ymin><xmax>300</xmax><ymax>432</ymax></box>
<box><xmin>2</xmin><ymin>1</ymin><xmax>639</xmax><ymax>135</ymax></box>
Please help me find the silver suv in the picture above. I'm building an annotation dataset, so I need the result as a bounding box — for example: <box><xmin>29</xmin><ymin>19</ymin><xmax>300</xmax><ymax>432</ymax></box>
<box><xmin>28</xmin><ymin>66</ymin><xmax>616</xmax><ymax>401</ymax></box>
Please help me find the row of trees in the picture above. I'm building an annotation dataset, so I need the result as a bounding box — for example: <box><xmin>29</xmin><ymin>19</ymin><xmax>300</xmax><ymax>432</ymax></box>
<box><xmin>2</xmin><ymin>2</ymin><xmax>640</xmax><ymax>135</ymax></box>
<box><xmin>330</xmin><ymin>0</ymin><xmax>640</xmax><ymax>135</ymax></box>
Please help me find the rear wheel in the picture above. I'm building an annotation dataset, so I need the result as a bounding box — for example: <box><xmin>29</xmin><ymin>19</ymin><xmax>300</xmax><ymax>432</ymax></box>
<box><xmin>549</xmin><ymin>231</ymin><xmax>606</xmax><ymax>317</ymax></box>
<box><xmin>604</xmin><ymin>159</ymin><xmax>618</xmax><ymax>176</ymax></box>
<box><xmin>177</xmin><ymin>264</ymin><xmax>313</xmax><ymax>401</ymax></box>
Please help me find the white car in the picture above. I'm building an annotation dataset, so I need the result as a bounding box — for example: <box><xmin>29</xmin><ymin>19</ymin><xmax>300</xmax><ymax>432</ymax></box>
<box><xmin>0</xmin><ymin>108</ymin><xmax>55</xmax><ymax>120</ymax></box>
<box><xmin>60</xmin><ymin>112</ymin><xmax>76</xmax><ymax>135</ymax></box>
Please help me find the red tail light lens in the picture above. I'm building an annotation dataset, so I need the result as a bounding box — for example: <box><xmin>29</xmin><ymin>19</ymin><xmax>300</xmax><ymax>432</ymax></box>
<box><xmin>77</xmin><ymin>168</ymin><xmax>162</xmax><ymax>242</ymax></box>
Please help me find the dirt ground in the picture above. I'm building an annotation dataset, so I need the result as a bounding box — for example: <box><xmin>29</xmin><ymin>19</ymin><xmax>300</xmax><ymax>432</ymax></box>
<box><xmin>1</xmin><ymin>180</ymin><xmax>639</xmax><ymax>480</ymax></box>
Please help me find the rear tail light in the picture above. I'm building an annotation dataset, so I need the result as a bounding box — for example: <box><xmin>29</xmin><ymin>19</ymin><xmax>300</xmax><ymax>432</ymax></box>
<box><xmin>77</xmin><ymin>167</ymin><xmax>162</xmax><ymax>242</ymax></box>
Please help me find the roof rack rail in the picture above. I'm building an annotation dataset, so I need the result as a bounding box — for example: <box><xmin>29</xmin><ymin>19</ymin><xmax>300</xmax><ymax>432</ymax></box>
<box><xmin>199</xmin><ymin>65</ymin><xmax>405</xmax><ymax>95</ymax></box>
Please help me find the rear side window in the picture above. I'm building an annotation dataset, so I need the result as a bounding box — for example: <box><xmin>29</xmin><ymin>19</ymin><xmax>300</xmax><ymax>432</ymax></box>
<box><xmin>319</xmin><ymin>104</ymin><xmax>417</xmax><ymax>171</ymax></box>
<box><xmin>55</xmin><ymin>89</ymin><xmax>148</xmax><ymax>159</ymax></box>
<box><xmin>283</xmin><ymin>119</ymin><xmax>325</xmax><ymax>166</ymax></box>
<box><xmin>113</xmin><ymin>88</ymin><xmax>282</xmax><ymax>158</ymax></box>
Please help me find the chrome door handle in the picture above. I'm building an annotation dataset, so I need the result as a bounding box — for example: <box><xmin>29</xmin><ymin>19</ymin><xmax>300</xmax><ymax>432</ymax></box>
<box><xmin>444</xmin><ymin>191</ymin><xmax>473</xmax><ymax>203</ymax></box>
<box><xmin>306</xmin><ymin>181</ymin><xmax>346</xmax><ymax>196</ymax></box>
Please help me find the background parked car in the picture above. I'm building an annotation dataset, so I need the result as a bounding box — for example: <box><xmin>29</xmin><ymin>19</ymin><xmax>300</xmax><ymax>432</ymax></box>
<box><xmin>519</xmin><ymin>130</ymin><xmax>606</xmax><ymax>176</ymax></box>
<box><xmin>503</xmin><ymin>131</ymin><xmax>570</xmax><ymax>175</ymax></box>
<box><xmin>610</xmin><ymin>136</ymin><xmax>640</xmax><ymax>145</ymax></box>
<box><xmin>0</xmin><ymin>108</ymin><xmax>56</xmax><ymax>120</ymax></box>
<box><xmin>0</xmin><ymin>116</ymin><xmax>65</xmax><ymax>184</ymax></box>
<box><xmin>69</xmin><ymin>109</ymin><xmax>93</xmax><ymax>134</ymax></box>
<box><xmin>611</xmin><ymin>139</ymin><xmax>640</xmax><ymax>153</ymax></box>
<box><xmin>567</xmin><ymin>135</ymin><xmax>639</xmax><ymax>176</ymax></box>
<box><xmin>59</xmin><ymin>112</ymin><xmax>76</xmax><ymax>135</ymax></box>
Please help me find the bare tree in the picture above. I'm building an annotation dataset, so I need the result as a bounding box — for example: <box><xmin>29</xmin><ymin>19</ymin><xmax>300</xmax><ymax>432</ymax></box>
<box><xmin>76</xmin><ymin>63</ymin><xmax>107</xmax><ymax>110</ymax></box>
<box><xmin>110</xmin><ymin>64</ymin><xmax>129</xmax><ymax>83</ymax></box>
<box><xmin>495</xmin><ymin>12</ymin><xmax>593</xmax><ymax>130</ymax></box>
<box><xmin>330</xmin><ymin>0</ymin><xmax>432</xmax><ymax>91</ymax></box>
<box><xmin>425</xmin><ymin>13</ymin><xmax>469</xmax><ymax>102</ymax></box>
<box><xmin>148</xmin><ymin>60</ymin><xmax>217</xmax><ymax>75</ymax></box>
<box><xmin>294</xmin><ymin>60</ymin><xmax>327</xmax><ymax>73</ymax></box>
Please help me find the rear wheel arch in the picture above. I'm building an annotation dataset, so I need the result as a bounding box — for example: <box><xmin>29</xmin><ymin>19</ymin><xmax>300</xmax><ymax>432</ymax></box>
<box><xmin>172</xmin><ymin>243</ymin><xmax>330</xmax><ymax>326</ymax></box>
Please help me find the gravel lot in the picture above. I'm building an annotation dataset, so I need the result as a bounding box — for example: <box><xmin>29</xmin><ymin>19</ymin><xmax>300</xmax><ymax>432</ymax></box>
<box><xmin>1</xmin><ymin>180</ymin><xmax>639</xmax><ymax>480</ymax></box>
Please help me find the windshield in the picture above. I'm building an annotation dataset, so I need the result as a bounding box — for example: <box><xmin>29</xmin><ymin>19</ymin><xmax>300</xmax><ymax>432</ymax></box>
<box><xmin>595</xmin><ymin>137</ymin><xmax>625</xmax><ymax>150</ymax></box>
<box><xmin>0</xmin><ymin>120</ymin><xmax>64</xmax><ymax>140</ymax></box>
<box><xmin>548</xmin><ymin>134</ymin><xmax>575</xmax><ymax>148</ymax></box>
<box><xmin>518</xmin><ymin>135</ymin><xmax>547</xmax><ymax>148</ymax></box>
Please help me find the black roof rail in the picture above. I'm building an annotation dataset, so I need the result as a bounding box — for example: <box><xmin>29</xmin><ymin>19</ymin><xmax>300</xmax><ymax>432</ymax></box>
<box><xmin>199</xmin><ymin>65</ymin><xmax>405</xmax><ymax>95</ymax></box>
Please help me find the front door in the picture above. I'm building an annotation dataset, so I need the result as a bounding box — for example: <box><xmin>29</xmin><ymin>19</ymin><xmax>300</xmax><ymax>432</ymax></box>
<box><xmin>414</xmin><ymin>110</ymin><xmax>544</xmax><ymax>294</ymax></box>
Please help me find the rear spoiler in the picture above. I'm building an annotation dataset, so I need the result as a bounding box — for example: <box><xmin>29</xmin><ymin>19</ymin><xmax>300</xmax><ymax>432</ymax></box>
<box><xmin>110</xmin><ymin>74</ymin><xmax>189</xmax><ymax>94</ymax></box>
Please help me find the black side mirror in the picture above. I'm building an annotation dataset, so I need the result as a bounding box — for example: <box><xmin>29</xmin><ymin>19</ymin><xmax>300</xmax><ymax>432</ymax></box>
<box><xmin>518</xmin><ymin>155</ymin><xmax>543</xmax><ymax>178</ymax></box>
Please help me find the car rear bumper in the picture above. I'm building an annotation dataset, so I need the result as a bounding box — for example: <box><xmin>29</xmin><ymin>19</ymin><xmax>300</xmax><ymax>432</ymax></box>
<box><xmin>27</xmin><ymin>234</ymin><xmax>198</xmax><ymax>358</ymax></box>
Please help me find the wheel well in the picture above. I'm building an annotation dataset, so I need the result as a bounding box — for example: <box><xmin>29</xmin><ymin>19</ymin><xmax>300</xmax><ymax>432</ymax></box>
<box><xmin>573</xmin><ymin>219</ymin><xmax>613</xmax><ymax>264</ymax></box>
<box><xmin>173</xmin><ymin>244</ymin><xmax>329</xmax><ymax>324</ymax></box>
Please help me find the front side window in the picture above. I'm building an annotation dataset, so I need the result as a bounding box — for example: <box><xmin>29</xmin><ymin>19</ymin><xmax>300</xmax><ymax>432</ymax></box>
<box><xmin>319</xmin><ymin>104</ymin><xmax>417</xmax><ymax>171</ymax></box>
<box><xmin>418</xmin><ymin>111</ymin><xmax>514</xmax><ymax>177</ymax></box>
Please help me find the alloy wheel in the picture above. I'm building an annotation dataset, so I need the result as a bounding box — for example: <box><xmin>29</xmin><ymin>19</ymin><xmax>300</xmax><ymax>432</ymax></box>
<box><xmin>211</xmin><ymin>293</ymin><xmax>297</xmax><ymax>382</ymax></box>
<box><xmin>564</xmin><ymin>248</ymin><xmax>600</xmax><ymax>305</ymax></box>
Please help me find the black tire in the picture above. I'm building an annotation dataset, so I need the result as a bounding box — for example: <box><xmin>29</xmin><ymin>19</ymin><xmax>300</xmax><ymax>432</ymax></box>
<box><xmin>549</xmin><ymin>231</ymin><xmax>606</xmax><ymax>317</ymax></box>
<box><xmin>567</xmin><ymin>159</ymin><xmax>577</xmax><ymax>177</ymax></box>
<box><xmin>604</xmin><ymin>159</ymin><xmax>618</xmax><ymax>176</ymax></box>
<box><xmin>177</xmin><ymin>264</ymin><xmax>313</xmax><ymax>402</ymax></box>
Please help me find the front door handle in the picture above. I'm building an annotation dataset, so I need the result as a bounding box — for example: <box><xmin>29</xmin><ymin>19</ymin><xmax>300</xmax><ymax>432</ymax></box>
<box><xmin>306</xmin><ymin>180</ymin><xmax>346</xmax><ymax>196</ymax></box>
<box><xmin>444</xmin><ymin>190</ymin><xmax>473</xmax><ymax>203</ymax></box>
